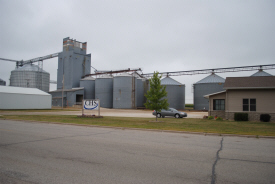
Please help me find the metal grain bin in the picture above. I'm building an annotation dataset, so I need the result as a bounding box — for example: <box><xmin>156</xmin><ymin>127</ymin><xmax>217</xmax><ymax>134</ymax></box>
<box><xmin>193</xmin><ymin>73</ymin><xmax>225</xmax><ymax>110</ymax></box>
<box><xmin>113</xmin><ymin>73</ymin><xmax>138</xmax><ymax>109</ymax></box>
<box><xmin>0</xmin><ymin>78</ymin><xmax>6</xmax><ymax>86</ymax></box>
<box><xmin>161</xmin><ymin>77</ymin><xmax>185</xmax><ymax>110</ymax></box>
<box><xmin>80</xmin><ymin>76</ymin><xmax>95</xmax><ymax>99</ymax></box>
<box><xmin>251</xmin><ymin>70</ymin><xmax>272</xmax><ymax>77</ymax></box>
<box><xmin>136</xmin><ymin>78</ymin><xmax>144</xmax><ymax>107</ymax></box>
<box><xmin>10</xmin><ymin>64</ymin><xmax>50</xmax><ymax>92</ymax></box>
<box><xmin>95</xmin><ymin>74</ymin><xmax>113</xmax><ymax>108</ymax></box>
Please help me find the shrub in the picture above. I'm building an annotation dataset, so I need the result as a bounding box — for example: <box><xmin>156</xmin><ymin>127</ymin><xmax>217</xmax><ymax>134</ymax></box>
<box><xmin>185</xmin><ymin>104</ymin><xmax>194</xmax><ymax>108</ymax></box>
<box><xmin>234</xmin><ymin>113</ymin><xmax>248</xmax><ymax>121</ymax></box>
<box><xmin>216</xmin><ymin>117</ymin><xmax>223</xmax><ymax>121</ymax></box>
<box><xmin>260</xmin><ymin>114</ymin><xmax>271</xmax><ymax>122</ymax></box>
<box><xmin>208</xmin><ymin>116</ymin><xmax>214</xmax><ymax>120</ymax></box>
<box><xmin>203</xmin><ymin>115</ymin><xmax>208</xmax><ymax>119</ymax></box>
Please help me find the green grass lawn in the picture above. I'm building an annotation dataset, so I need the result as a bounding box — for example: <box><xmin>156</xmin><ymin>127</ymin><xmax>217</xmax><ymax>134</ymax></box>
<box><xmin>1</xmin><ymin>115</ymin><xmax>275</xmax><ymax>136</ymax></box>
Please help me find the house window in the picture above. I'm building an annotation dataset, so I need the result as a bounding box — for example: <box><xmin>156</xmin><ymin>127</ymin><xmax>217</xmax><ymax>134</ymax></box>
<box><xmin>243</xmin><ymin>98</ymin><xmax>256</xmax><ymax>111</ymax></box>
<box><xmin>250</xmin><ymin>99</ymin><xmax>256</xmax><ymax>111</ymax></box>
<box><xmin>243</xmin><ymin>99</ymin><xmax>249</xmax><ymax>111</ymax></box>
<box><xmin>213</xmin><ymin>99</ymin><xmax>225</xmax><ymax>110</ymax></box>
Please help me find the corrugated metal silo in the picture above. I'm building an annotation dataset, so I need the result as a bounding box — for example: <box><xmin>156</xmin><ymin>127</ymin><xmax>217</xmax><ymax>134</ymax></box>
<box><xmin>80</xmin><ymin>76</ymin><xmax>95</xmax><ymax>99</ymax></box>
<box><xmin>0</xmin><ymin>78</ymin><xmax>6</xmax><ymax>86</ymax></box>
<box><xmin>193</xmin><ymin>73</ymin><xmax>225</xmax><ymax>110</ymax></box>
<box><xmin>161</xmin><ymin>77</ymin><xmax>185</xmax><ymax>110</ymax></box>
<box><xmin>251</xmin><ymin>70</ymin><xmax>272</xmax><ymax>77</ymax></box>
<box><xmin>10</xmin><ymin>64</ymin><xmax>50</xmax><ymax>92</ymax></box>
<box><xmin>113</xmin><ymin>73</ymin><xmax>138</xmax><ymax>109</ymax></box>
<box><xmin>95</xmin><ymin>74</ymin><xmax>113</xmax><ymax>108</ymax></box>
<box><xmin>142</xmin><ymin>78</ymin><xmax>150</xmax><ymax>106</ymax></box>
<box><xmin>136</xmin><ymin>78</ymin><xmax>144</xmax><ymax>107</ymax></box>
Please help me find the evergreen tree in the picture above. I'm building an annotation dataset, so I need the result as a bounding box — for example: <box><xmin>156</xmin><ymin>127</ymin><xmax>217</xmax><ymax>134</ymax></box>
<box><xmin>144</xmin><ymin>71</ymin><xmax>169</xmax><ymax>121</ymax></box>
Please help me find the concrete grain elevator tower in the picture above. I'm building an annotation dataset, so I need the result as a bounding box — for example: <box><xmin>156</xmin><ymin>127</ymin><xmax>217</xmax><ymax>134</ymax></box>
<box><xmin>57</xmin><ymin>37</ymin><xmax>91</xmax><ymax>90</ymax></box>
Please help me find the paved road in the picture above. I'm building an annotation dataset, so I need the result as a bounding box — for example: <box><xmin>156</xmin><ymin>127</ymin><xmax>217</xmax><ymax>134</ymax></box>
<box><xmin>0</xmin><ymin>120</ymin><xmax>274</xmax><ymax>184</ymax></box>
<box><xmin>0</xmin><ymin>108</ymin><xmax>208</xmax><ymax>118</ymax></box>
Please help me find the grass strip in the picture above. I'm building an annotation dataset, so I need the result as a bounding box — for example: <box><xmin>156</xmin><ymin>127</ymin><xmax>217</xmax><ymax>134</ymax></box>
<box><xmin>0</xmin><ymin>109</ymin><xmax>81</xmax><ymax>112</ymax></box>
<box><xmin>1</xmin><ymin>115</ymin><xmax>275</xmax><ymax>136</ymax></box>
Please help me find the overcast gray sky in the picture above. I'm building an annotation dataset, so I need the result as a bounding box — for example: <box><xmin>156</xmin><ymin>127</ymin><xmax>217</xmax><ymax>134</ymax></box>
<box><xmin>1</xmin><ymin>0</ymin><xmax>274</xmax><ymax>103</ymax></box>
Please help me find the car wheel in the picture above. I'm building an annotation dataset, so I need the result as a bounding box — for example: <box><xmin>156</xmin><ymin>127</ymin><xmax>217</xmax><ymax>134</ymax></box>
<box><xmin>175</xmin><ymin>114</ymin><xmax>180</xmax><ymax>118</ymax></box>
<box><xmin>157</xmin><ymin>113</ymin><xmax>161</xmax><ymax>118</ymax></box>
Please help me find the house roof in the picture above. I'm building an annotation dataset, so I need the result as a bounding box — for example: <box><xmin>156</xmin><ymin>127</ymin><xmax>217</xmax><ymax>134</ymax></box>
<box><xmin>0</xmin><ymin>86</ymin><xmax>50</xmax><ymax>96</ymax></box>
<box><xmin>195</xmin><ymin>73</ymin><xmax>225</xmax><ymax>84</ymax></box>
<box><xmin>204</xmin><ymin>90</ymin><xmax>226</xmax><ymax>99</ymax></box>
<box><xmin>223</xmin><ymin>76</ymin><xmax>275</xmax><ymax>89</ymax></box>
<box><xmin>161</xmin><ymin>77</ymin><xmax>183</xmax><ymax>85</ymax></box>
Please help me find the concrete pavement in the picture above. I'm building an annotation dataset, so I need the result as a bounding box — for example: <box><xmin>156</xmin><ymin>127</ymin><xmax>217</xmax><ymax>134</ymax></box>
<box><xmin>1</xmin><ymin>119</ymin><xmax>274</xmax><ymax>184</ymax></box>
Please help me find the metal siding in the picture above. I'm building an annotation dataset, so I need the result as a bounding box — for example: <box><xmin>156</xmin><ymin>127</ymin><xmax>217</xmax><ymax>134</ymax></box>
<box><xmin>227</xmin><ymin>89</ymin><xmax>275</xmax><ymax>113</ymax></box>
<box><xmin>196</xmin><ymin>74</ymin><xmax>225</xmax><ymax>84</ymax></box>
<box><xmin>80</xmin><ymin>80</ymin><xmax>95</xmax><ymax>99</ymax></box>
<box><xmin>161</xmin><ymin>77</ymin><xmax>182</xmax><ymax>85</ymax></box>
<box><xmin>113</xmin><ymin>76</ymin><xmax>136</xmax><ymax>109</ymax></box>
<box><xmin>66</xmin><ymin>90</ymin><xmax>84</xmax><ymax>106</ymax></box>
<box><xmin>194</xmin><ymin>83</ymin><xmax>224</xmax><ymax>110</ymax></box>
<box><xmin>0</xmin><ymin>93</ymin><xmax>51</xmax><ymax>109</ymax></box>
<box><xmin>251</xmin><ymin>71</ymin><xmax>272</xmax><ymax>77</ymax></box>
<box><xmin>57</xmin><ymin>50</ymin><xmax>91</xmax><ymax>90</ymax></box>
<box><xmin>137</xmin><ymin>78</ymin><xmax>144</xmax><ymax>107</ymax></box>
<box><xmin>64</xmin><ymin>51</ymin><xmax>73</xmax><ymax>89</ymax></box>
<box><xmin>10</xmin><ymin>65</ymin><xmax>50</xmax><ymax>92</ymax></box>
<box><xmin>57</xmin><ymin>53</ymin><xmax>63</xmax><ymax>89</ymax></box>
<box><xmin>0</xmin><ymin>79</ymin><xmax>6</xmax><ymax>86</ymax></box>
<box><xmin>95</xmin><ymin>78</ymin><xmax>113</xmax><ymax>108</ymax></box>
<box><xmin>49</xmin><ymin>89</ymin><xmax>83</xmax><ymax>107</ymax></box>
<box><xmin>143</xmin><ymin>79</ymin><xmax>149</xmax><ymax>105</ymax></box>
<box><xmin>51</xmin><ymin>91</ymin><xmax>67</xmax><ymax>107</ymax></box>
<box><xmin>163</xmin><ymin>85</ymin><xmax>185</xmax><ymax>110</ymax></box>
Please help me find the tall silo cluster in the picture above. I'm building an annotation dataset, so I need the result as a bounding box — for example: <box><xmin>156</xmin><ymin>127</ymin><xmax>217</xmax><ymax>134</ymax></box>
<box><xmin>0</xmin><ymin>78</ymin><xmax>6</xmax><ymax>86</ymax></box>
<box><xmin>193</xmin><ymin>73</ymin><xmax>225</xmax><ymax>110</ymax></box>
<box><xmin>77</xmin><ymin>73</ymin><xmax>148</xmax><ymax>109</ymax></box>
<box><xmin>161</xmin><ymin>77</ymin><xmax>185</xmax><ymax>110</ymax></box>
<box><xmin>10</xmin><ymin>64</ymin><xmax>50</xmax><ymax>92</ymax></box>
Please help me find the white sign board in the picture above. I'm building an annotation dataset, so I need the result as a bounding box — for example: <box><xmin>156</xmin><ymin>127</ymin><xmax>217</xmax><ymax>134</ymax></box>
<box><xmin>82</xmin><ymin>99</ymin><xmax>100</xmax><ymax>116</ymax></box>
<box><xmin>83</xmin><ymin>100</ymin><xmax>99</xmax><ymax>110</ymax></box>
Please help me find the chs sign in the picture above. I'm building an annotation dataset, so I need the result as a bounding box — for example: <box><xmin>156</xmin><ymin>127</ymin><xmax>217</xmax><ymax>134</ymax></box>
<box><xmin>83</xmin><ymin>100</ymin><xmax>99</xmax><ymax>110</ymax></box>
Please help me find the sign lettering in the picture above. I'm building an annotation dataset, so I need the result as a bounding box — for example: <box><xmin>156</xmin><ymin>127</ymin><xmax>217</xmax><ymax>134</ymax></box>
<box><xmin>83</xmin><ymin>100</ymin><xmax>99</xmax><ymax>110</ymax></box>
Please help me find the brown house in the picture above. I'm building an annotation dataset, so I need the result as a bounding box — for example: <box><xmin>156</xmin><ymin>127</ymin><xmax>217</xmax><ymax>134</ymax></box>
<box><xmin>204</xmin><ymin>76</ymin><xmax>275</xmax><ymax>121</ymax></box>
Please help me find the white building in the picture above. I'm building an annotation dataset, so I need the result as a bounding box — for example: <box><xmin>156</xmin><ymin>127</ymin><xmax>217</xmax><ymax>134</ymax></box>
<box><xmin>0</xmin><ymin>86</ymin><xmax>52</xmax><ymax>109</ymax></box>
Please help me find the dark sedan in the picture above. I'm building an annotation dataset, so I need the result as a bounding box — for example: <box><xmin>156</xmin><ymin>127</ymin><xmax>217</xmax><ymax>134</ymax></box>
<box><xmin>152</xmin><ymin>108</ymin><xmax>187</xmax><ymax>118</ymax></box>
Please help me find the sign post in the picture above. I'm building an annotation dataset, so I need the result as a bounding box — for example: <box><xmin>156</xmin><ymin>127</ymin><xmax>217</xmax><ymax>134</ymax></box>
<box><xmin>82</xmin><ymin>99</ymin><xmax>101</xmax><ymax>117</ymax></box>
